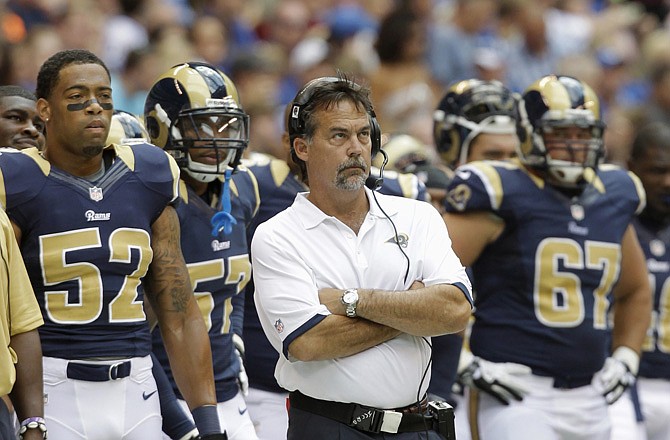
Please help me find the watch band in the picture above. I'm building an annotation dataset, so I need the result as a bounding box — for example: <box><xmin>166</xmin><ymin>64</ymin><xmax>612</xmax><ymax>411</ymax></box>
<box><xmin>19</xmin><ymin>416</ymin><xmax>47</xmax><ymax>439</ymax></box>
<box><xmin>341</xmin><ymin>288</ymin><xmax>359</xmax><ymax>318</ymax></box>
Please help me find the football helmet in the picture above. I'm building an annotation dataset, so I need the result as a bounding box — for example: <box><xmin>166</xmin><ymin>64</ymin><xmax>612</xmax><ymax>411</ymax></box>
<box><xmin>144</xmin><ymin>61</ymin><xmax>249</xmax><ymax>183</ymax></box>
<box><xmin>434</xmin><ymin>79</ymin><xmax>518</xmax><ymax>167</ymax></box>
<box><xmin>516</xmin><ymin>75</ymin><xmax>605</xmax><ymax>189</ymax></box>
<box><xmin>106</xmin><ymin>110</ymin><xmax>149</xmax><ymax>145</ymax></box>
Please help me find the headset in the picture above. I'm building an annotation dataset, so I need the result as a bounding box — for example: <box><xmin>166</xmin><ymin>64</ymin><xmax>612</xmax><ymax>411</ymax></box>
<box><xmin>288</xmin><ymin>77</ymin><xmax>382</xmax><ymax>184</ymax></box>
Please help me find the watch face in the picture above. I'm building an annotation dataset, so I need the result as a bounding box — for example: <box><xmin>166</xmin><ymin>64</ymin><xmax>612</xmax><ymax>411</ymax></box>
<box><xmin>343</xmin><ymin>291</ymin><xmax>358</xmax><ymax>303</ymax></box>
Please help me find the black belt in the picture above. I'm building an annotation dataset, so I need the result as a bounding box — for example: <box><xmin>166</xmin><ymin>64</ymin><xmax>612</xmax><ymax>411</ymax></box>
<box><xmin>289</xmin><ymin>391</ymin><xmax>432</xmax><ymax>434</ymax></box>
<box><xmin>66</xmin><ymin>361</ymin><xmax>132</xmax><ymax>382</ymax></box>
<box><xmin>552</xmin><ymin>374</ymin><xmax>593</xmax><ymax>389</ymax></box>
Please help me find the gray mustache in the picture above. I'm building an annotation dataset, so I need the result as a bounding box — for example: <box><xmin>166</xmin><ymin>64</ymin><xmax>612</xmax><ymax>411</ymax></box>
<box><xmin>337</xmin><ymin>158</ymin><xmax>367</xmax><ymax>172</ymax></box>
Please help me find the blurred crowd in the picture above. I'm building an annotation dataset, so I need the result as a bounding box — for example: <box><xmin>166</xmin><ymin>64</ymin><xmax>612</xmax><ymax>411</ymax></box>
<box><xmin>3</xmin><ymin>0</ymin><xmax>670</xmax><ymax>167</ymax></box>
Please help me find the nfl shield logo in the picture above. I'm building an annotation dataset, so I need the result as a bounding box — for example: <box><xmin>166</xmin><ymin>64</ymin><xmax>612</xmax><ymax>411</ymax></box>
<box><xmin>650</xmin><ymin>239</ymin><xmax>666</xmax><ymax>257</ymax></box>
<box><xmin>89</xmin><ymin>186</ymin><xmax>103</xmax><ymax>202</ymax></box>
<box><xmin>274</xmin><ymin>319</ymin><xmax>284</xmax><ymax>334</ymax></box>
<box><xmin>570</xmin><ymin>204</ymin><xmax>584</xmax><ymax>221</ymax></box>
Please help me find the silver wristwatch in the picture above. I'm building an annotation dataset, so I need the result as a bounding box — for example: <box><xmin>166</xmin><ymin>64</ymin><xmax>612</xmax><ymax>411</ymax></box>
<box><xmin>341</xmin><ymin>288</ymin><xmax>359</xmax><ymax>318</ymax></box>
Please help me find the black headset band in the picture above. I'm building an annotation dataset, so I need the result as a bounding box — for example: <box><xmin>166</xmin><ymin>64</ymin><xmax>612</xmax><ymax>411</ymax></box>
<box><xmin>288</xmin><ymin>77</ymin><xmax>381</xmax><ymax>156</ymax></box>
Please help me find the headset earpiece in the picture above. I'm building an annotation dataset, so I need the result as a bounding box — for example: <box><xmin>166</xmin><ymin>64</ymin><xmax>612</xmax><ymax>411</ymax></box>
<box><xmin>369</xmin><ymin>109</ymin><xmax>381</xmax><ymax>157</ymax></box>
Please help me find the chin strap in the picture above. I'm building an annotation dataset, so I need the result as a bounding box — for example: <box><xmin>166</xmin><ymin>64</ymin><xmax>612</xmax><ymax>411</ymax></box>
<box><xmin>210</xmin><ymin>168</ymin><xmax>237</xmax><ymax>237</ymax></box>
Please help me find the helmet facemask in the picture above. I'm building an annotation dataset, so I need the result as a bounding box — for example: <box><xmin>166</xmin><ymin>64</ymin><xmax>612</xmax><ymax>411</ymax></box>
<box><xmin>169</xmin><ymin>98</ymin><xmax>250</xmax><ymax>183</ymax></box>
<box><xmin>527</xmin><ymin>109</ymin><xmax>605</xmax><ymax>189</ymax></box>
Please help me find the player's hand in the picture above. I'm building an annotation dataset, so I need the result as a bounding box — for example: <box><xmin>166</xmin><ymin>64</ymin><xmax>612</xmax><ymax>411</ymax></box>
<box><xmin>457</xmin><ymin>351</ymin><xmax>531</xmax><ymax>405</ymax></box>
<box><xmin>593</xmin><ymin>346</ymin><xmax>639</xmax><ymax>405</ymax></box>
<box><xmin>232</xmin><ymin>334</ymin><xmax>249</xmax><ymax>396</ymax></box>
<box><xmin>198</xmin><ymin>433</ymin><xmax>228</xmax><ymax>440</ymax></box>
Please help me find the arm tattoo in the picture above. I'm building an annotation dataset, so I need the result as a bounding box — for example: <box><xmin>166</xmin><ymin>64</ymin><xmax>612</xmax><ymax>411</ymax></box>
<box><xmin>145</xmin><ymin>207</ymin><xmax>192</xmax><ymax>314</ymax></box>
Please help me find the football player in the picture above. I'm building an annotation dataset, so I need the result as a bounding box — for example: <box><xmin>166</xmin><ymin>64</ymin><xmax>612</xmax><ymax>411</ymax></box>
<box><xmin>0</xmin><ymin>84</ymin><xmax>46</xmax><ymax>439</ymax></box>
<box><xmin>144</xmin><ymin>61</ymin><xmax>259</xmax><ymax>440</ymax></box>
<box><xmin>0</xmin><ymin>85</ymin><xmax>45</xmax><ymax>150</ymax></box>
<box><xmin>241</xmin><ymin>102</ymin><xmax>429</xmax><ymax>439</ymax></box>
<box><xmin>0</xmin><ymin>49</ymin><xmax>225</xmax><ymax>439</ymax></box>
<box><xmin>609</xmin><ymin>122</ymin><xmax>670</xmax><ymax>440</ymax></box>
<box><xmin>443</xmin><ymin>75</ymin><xmax>651</xmax><ymax>439</ymax></box>
<box><xmin>0</xmin><ymin>86</ymin><xmax>45</xmax><ymax>439</ymax></box>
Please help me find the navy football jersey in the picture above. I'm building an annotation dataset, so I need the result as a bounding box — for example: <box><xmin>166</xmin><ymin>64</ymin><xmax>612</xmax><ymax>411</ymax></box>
<box><xmin>243</xmin><ymin>155</ymin><xmax>427</xmax><ymax>392</ymax></box>
<box><xmin>151</xmin><ymin>165</ymin><xmax>259</xmax><ymax>402</ymax></box>
<box><xmin>634</xmin><ymin>214</ymin><xmax>670</xmax><ymax>380</ymax></box>
<box><xmin>444</xmin><ymin>160</ymin><xmax>645</xmax><ymax>378</ymax></box>
<box><xmin>0</xmin><ymin>144</ymin><xmax>179</xmax><ymax>359</ymax></box>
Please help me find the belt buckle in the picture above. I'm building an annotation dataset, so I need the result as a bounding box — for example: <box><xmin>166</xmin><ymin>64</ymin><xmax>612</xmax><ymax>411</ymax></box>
<box><xmin>109</xmin><ymin>362</ymin><xmax>124</xmax><ymax>380</ymax></box>
<box><xmin>350</xmin><ymin>405</ymin><xmax>402</xmax><ymax>434</ymax></box>
<box><xmin>379</xmin><ymin>410</ymin><xmax>402</xmax><ymax>433</ymax></box>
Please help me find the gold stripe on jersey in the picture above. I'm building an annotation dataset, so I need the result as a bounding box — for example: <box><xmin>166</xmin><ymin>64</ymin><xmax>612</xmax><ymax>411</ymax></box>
<box><xmin>114</xmin><ymin>144</ymin><xmax>179</xmax><ymax>202</ymax></box>
<box><xmin>625</xmin><ymin>170</ymin><xmax>646</xmax><ymax>215</ymax></box>
<box><xmin>114</xmin><ymin>144</ymin><xmax>136</xmax><ymax>170</ymax></box>
<box><xmin>229</xmin><ymin>175</ymin><xmax>238</xmax><ymax>197</ymax></box>
<box><xmin>581</xmin><ymin>167</ymin><xmax>605</xmax><ymax>193</ymax></box>
<box><xmin>468</xmin><ymin>161</ymin><xmax>504</xmax><ymax>210</ymax></box>
<box><xmin>229</xmin><ymin>166</ymin><xmax>260</xmax><ymax>218</ymax></box>
<box><xmin>246</xmin><ymin>166</ymin><xmax>261</xmax><ymax>218</ymax></box>
<box><xmin>269</xmin><ymin>159</ymin><xmax>291</xmax><ymax>188</ymax></box>
<box><xmin>178</xmin><ymin>180</ymin><xmax>189</xmax><ymax>203</ymax></box>
<box><xmin>166</xmin><ymin>153</ymin><xmax>180</xmax><ymax>202</ymax></box>
<box><xmin>23</xmin><ymin>147</ymin><xmax>50</xmax><ymax>176</ymax></box>
<box><xmin>396</xmin><ymin>173</ymin><xmax>417</xmax><ymax>199</ymax></box>
<box><xmin>0</xmin><ymin>167</ymin><xmax>5</xmax><ymax>209</ymax></box>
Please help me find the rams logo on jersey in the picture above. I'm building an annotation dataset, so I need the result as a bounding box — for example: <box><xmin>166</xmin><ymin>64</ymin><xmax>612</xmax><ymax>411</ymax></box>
<box><xmin>446</xmin><ymin>183</ymin><xmax>471</xmax><ymax>211</ymax></box>
<box><xmin>386</xmin><ymin>233</ymin><xmax>409</xmax><ymax>248</ymax></box>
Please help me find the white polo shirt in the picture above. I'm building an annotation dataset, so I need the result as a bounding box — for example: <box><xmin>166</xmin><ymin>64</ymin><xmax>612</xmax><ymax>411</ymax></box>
<box><xmin>251</xmin><ymin>188</ymin><xmax>471</xmax><ymax>408</ymax></box>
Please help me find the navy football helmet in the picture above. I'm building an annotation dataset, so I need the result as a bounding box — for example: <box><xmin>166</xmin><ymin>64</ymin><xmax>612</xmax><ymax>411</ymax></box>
<box><xmin>516</xmin><ymin>75</ymin><xmax>605</xmax><ymax>189</ymax></box>
<box><xmin>144</xmin><ymin>61</ymin><xmax>249</xmax><ymax>183</ymax></box>
<box><xmin>107</xmin><ymin>110</ymin><xmax>148</xmax><ymax>145</ymax></box>
<box><xmin>434</xmin><ymin>79</ymin><xmax>519</xmax><ymax>167</ymax></box>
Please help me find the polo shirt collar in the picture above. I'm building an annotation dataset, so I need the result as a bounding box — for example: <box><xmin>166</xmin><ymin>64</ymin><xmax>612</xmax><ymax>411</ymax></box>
<box><xmin>294</xmin><ymin>187</ymin><xmax>399</xmax><ymax>230</ymax></box>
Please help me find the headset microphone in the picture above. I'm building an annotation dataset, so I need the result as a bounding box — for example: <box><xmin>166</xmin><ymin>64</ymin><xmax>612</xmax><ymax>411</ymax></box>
<box><xmin>366</xmin><ymin>149</ymin><xmax>387</xmax><ymax>190</ymax></box>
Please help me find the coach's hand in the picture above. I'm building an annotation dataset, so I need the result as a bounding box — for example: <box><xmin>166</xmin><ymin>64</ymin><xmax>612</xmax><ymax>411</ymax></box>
<box><xmin>458</xmin><ymin>351</ymin><xmax>531</xmax><ymax>405</ymax></box>
<box><xmin>593</xmin><ymin>346</ymin><xmax>639</xmax><ymax>404</ymax></box>
<box><xmin>232</xmin><ymin>334</ymin><xmax>249</xmax><ymax>396</ymax></box>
